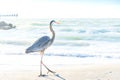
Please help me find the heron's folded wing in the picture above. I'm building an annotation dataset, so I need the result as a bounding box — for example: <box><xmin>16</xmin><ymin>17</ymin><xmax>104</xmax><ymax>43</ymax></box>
<box><xmin>26</xmin><ymin>36</ymin><xmax>50</xmax><ymax>53</ymax></box>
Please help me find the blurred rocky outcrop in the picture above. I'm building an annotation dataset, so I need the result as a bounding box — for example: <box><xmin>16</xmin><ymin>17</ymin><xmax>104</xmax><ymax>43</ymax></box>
<box><xmin>0</xmin><ymin>21</ymin><xmax>16</xmax><ymax>30</ymax></box>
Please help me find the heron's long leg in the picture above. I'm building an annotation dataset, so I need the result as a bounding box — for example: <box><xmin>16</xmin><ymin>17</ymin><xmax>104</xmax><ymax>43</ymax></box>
<box><xmin>39</xmin><ymin>51</ymin><xmax>55</xmax><ymax>77</ymax></box>
<box><xmin>42</xmin><ymin>62</ymin><xmax>56</xmax><ymax>74</ymax></box>
<box><xmin>39</xmin><ymin>54</ymin><xmax>43</xmax><ymax>76</ymax></box>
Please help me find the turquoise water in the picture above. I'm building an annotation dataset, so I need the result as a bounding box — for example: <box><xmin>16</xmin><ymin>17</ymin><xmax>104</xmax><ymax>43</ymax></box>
<box><xmin>0</xmin><ymin>18</ymin><xmax>120</xmax><ymax>59</ymax></box>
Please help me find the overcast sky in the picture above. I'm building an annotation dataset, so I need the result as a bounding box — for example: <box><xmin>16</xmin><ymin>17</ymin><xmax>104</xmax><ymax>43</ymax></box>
<box><xmin>0</xmin><ymin>0</ymin><xmax>120</xmax><ymax>18</ymax></box>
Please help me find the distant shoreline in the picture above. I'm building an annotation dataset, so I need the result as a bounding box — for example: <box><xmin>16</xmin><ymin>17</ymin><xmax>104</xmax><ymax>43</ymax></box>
<box><xmin>0</xmin><ymin>14</ymin><xmax>18</xmax><ymax>17</ymax></box>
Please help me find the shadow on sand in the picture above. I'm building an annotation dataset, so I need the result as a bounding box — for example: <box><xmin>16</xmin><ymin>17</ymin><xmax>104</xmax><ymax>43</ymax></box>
<box><xmin>39</xmin><ymin>73</ymin><xmax>66</xmax><ymax>80</ymax></box>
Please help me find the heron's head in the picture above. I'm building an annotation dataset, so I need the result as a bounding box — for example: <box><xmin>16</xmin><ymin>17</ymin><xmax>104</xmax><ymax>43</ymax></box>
<box><xmin>50</xmin><ymin>20</ymin><xmax>60</xmax><ymax>24</ymax></box>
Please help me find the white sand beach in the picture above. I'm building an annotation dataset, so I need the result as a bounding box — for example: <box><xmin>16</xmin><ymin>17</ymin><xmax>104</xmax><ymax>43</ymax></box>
<box><xmin>0</xmin><ymin>55</ymin><xmax>120</xmax><ymax>80</ymax></box>
<box><xmin>0</xmin><ymin>64</ymin><xmax>120</xmax><ymax>80</ymax></box>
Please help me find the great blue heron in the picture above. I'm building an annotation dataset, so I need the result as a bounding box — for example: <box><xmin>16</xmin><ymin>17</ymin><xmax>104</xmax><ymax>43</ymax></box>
<box><xmin>25</xmin><ymin>20</ymin><xmax>59</xmax><ymax>77</ymax></box>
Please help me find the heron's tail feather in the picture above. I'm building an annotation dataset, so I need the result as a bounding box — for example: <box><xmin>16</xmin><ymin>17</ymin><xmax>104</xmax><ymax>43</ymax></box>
<box><xmin>25</xmin><ymin>46</ymin><xmax>42</xmax><ymax>53</ymax></box>
<box><xmin>25</xmin><ymin>46</ymin><xmax>34</xmax><ymax>53</ymax></box>
<box><xmin>25</xmin><ymin>48</ymin><xmax>31</xmax><ymax>54</ymax></box>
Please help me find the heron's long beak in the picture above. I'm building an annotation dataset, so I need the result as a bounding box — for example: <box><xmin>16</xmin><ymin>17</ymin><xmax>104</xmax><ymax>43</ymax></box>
<box><xmin>55</xmin><ymin>21</ymin><xmax>60</xmax><ymax>24</ymax></box>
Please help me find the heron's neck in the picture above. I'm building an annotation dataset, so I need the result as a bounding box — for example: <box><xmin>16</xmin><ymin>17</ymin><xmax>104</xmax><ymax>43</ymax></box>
<box><xmin>50</xmin><ymin>22</ymin><xmax>55</xmax><ymax>41</ymax></box>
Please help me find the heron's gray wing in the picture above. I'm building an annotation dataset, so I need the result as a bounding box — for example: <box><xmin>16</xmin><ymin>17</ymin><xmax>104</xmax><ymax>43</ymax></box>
<box><xmin>26</xmin><ymin>36</ymin><xmax>50</xmax><ymax>53</ymax></box>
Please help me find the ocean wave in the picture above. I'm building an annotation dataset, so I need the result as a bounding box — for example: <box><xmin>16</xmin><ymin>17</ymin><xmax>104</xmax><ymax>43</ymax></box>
<box><xmin>0</xmin><ymin>18</ymin><xmax>120</xmax><ymax>59</ymax></box>
<box><xmin>45</xmin><ymin>53</ymin><xmax>95</xmax><ymax>58</ymax></box>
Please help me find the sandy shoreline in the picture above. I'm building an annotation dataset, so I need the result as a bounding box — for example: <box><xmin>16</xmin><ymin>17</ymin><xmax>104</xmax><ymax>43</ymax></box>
<box><xmin>0</xmin><ymin>64</ymin><xmax>120</xmax><ymax>80</ymax></box>
<box><xmin>0</xmin><ymin>55</ymin><xmax>120</xmax><ymax>80</ymax></box>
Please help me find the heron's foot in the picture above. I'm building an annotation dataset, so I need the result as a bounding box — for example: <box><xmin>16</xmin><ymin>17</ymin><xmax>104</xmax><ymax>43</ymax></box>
<box><xmin>38</xmin><ymin>74</ymin><xmax>48</xmax><ymax>77</ymax></box>
<box><xmin>54</xmin><ymin>74</ymin><xmax>66</xmax><ymax>80</ymax></box>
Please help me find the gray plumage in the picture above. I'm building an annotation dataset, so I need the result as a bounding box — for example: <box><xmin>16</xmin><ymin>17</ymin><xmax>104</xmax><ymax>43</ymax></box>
<box><xmin>26</xmin><ymin>36</ymin><xmax>51</xmax><ymax>53</ymax></box>
<box><xmin>25</xmin><ymin>20</ymin><xmax>56</xmax><ymax>54</ymax></box>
